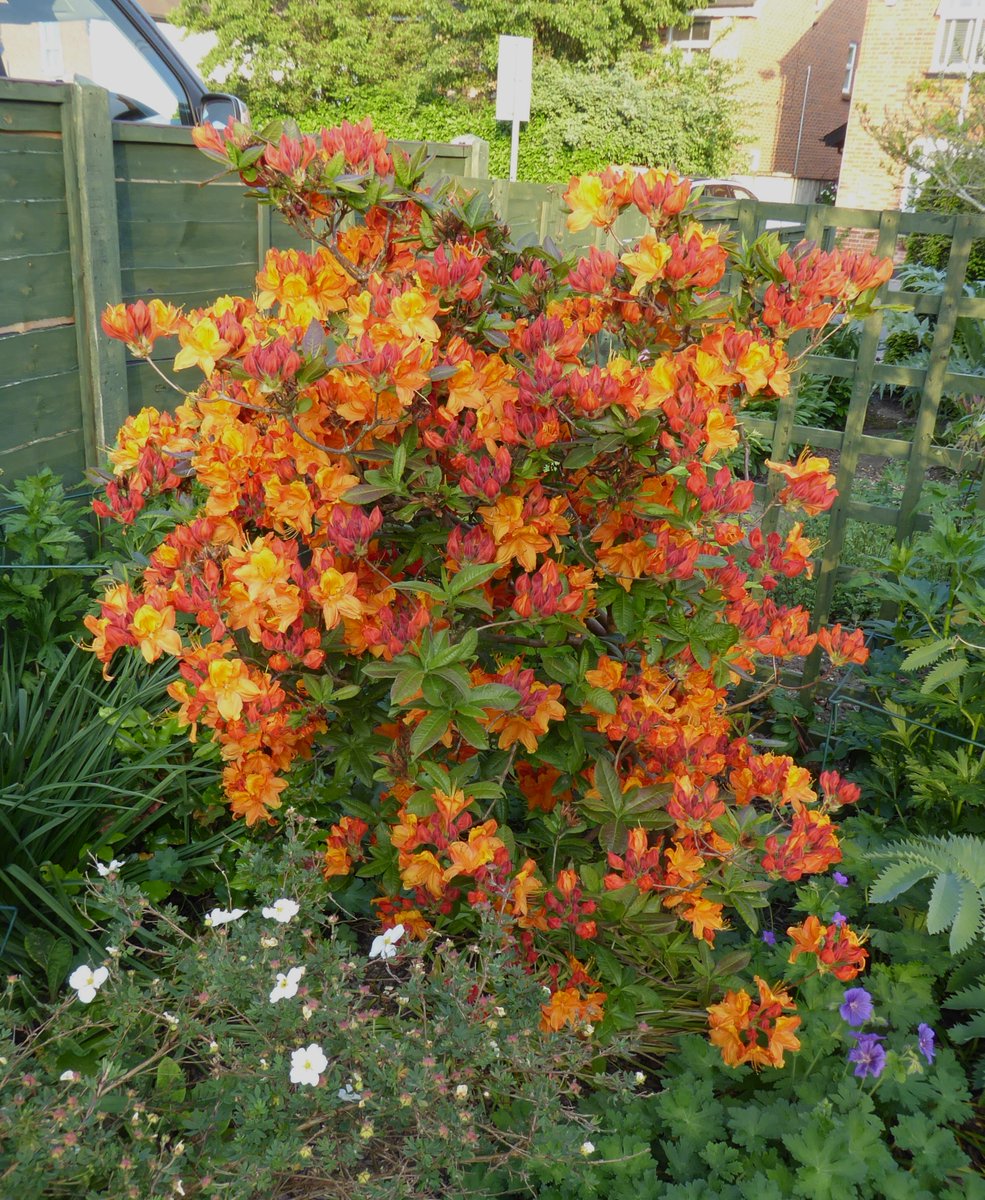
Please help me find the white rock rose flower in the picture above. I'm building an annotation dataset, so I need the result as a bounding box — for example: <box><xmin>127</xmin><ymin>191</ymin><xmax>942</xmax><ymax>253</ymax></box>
<box><xmin>95</xmin><ymin>858</ymin><xmax>125</xmax><ymax>877</ymax></box>
<box><xmin>261</xmin><ymin>898</ymin><xmax>300</xmax><ymax>924</ymax></box>
<box><xmin>290</xmin><ymin>1043</ymin><xmax>328</xmax><ymax>1087</ymax></box>
<box><xmin>269</xmin><ymin>965</ymin><xmax>305</xmax><ymax>1004</ymax></box>
<box><xmin>369</xmin><ymin>923</ymin><xmax>405</xmax><ymax>960</ymax></box>
<box><xmin>68</xmin><ymin>964</ymin><xmax>109</xmax><ymax>1004</ymax></box>
<box><xmin>204</xmin><ymin>907</ymin><xmax>247</xmax><ymax>928</ymax></box>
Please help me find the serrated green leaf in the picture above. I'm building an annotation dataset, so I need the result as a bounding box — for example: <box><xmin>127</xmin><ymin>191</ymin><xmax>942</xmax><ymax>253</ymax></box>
<box><xmin>927</xmin><ymin>871</ymin><xmax>963</xmax><ymax>935</ymax></box>
<box><xmin>869</xmin><ymin>859</ymin><xmax>932</xmax><ymax>904</ymax></box>
<box><xmin>900</xmin><ymin>638</ymin><xmax>955</xmax><ymax>673</ymax></box>
<box><xmin>920</xmin><ymin>656</ymin><xmax>968</xmax><ymax>694</ymax></box>
<box><xmin>950</xmin><ymin>877</ymin><xmax>983</xmax><ymax>954</ymax></box>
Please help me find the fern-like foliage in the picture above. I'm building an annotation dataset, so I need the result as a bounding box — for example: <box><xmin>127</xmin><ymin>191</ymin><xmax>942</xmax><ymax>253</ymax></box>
<box><xmin>869</xmin><ymin>835</ymin><xmax>985</xmax><ymax>954</ymax></box>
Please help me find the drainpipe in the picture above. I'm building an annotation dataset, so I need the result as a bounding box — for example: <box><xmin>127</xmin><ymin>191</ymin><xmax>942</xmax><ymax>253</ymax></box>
<box><xmin>793</xmin><ymin>64</ymin><xmax>813</xmax><ymax>182</ymax></box>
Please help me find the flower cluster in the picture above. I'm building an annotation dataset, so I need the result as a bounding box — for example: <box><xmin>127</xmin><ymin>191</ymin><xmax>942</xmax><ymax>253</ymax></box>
<box><xmin>89</xmin><ymin>117</ymin><xmax>888</xmax><ymax>1042</ymax></box>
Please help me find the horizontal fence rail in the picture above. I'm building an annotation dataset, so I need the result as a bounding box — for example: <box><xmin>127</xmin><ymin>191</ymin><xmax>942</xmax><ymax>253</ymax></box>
<box><xmin>3</xmin><ymin>80</ymin><xmax>985</xmax><ymax>638</ymax></box>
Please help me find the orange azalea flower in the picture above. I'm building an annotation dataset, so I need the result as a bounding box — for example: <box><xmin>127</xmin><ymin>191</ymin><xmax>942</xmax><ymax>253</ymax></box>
<box><xmin>765</xmin><ymin>447</ymin><xmax>837</xmax><ymax>517</ymax></box>
<box><xmin>703</xmin><ymin>409</ymin><xmax>740</xmax><ymax>462</ymax></box>
<box><xmin>787</xmin><ymin>915</ymin><xmax>867</xmax><ymax>981</ymax></box>
<box><xmin>707</xmin><ymin>975</ymin><xmax>801</xmax><ymax>1069</ymax></box>
<box><xmin>443</xmin><ymin>821</ymin><xmax>506</xmax><ymax>881</ymax></box>
<box><xmin>400</xmin><ymin>850</ymin><xmax>446</xmax><ymax>898</ymax></box>
<box><xmin>390</xmin><ymin>288</ymin><xmax>441</xmax><ymax>342</ymax></box>
<box><xmin>682</xmin><ymin>892</ymin><xmax>727</xmax><ymax>944</ymax></box>
<box><xmin>222</xmin><ymin>757</ymin><xmax>288</xmax><ymax>825</ymax></box>
<box><xmin>511</xmin><ymin>858</ymin><xmax>543</xmax><ymax>917</ymax></box>
<box><xmin>540</xmin><ymin>986</ymin><xmax>607</xmax><ymax>1032</ymax></box>
<box><xmin>816</xmin><ymin>624</ymin><xmax>869</xmax><ymax>666</ymax></box>
<box><xmin>785</xmin><ymin>914</ymin><xmax>827</xmax><ymax>962</ymax></box>
<box><xmin>129</xmin><ymin>603</ymin><xmax>182</xmax><ymax>663</ymax></box>
<box><xmin>516</xmin><ymin>762</ymin><xmax>567</xmax><ymax>812</ymax></box>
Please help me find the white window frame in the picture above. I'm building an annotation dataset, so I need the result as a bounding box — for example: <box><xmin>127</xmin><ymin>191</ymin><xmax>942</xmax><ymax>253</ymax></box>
<box><xmin>933</xmin><ymin>1</ymin><xmax>985</xmax><ymax>73</ymax></box>
<box><xmin>843</xmin><ymin>41</ymin><xmax>858</xmax><ymax>95</ymax></box>
<box><xmin>666</xmin><ymin>18</ymin><xmax>714</xmax><ymax>51</ymax></box>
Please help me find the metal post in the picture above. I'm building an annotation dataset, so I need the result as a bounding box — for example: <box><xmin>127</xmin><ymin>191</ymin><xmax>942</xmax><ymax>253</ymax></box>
<box><xmin>509</xmin><ymin>118</ymin><xmax>520</xmax><ymax>182</ymax></box>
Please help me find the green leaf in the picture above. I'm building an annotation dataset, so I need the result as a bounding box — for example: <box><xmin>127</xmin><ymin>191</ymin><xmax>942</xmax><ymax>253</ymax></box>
<box><xmin>409</xmin><ymin>710</ymin><xmax>452</xmax><ymax>758</ymax></box>
<box><xmin>949</xmin><ymin>877</ymin><xmax>983</xmax><ymax>954</ymax></box>
<box><xmin>869</xmin><ymin>859</ymin><xmax>932</xmax><ymax>904</ymax></box>
<box><xmin>155</xmin><ymin>1056</ymin><xmax>186</xmax><ymax>1102</ymax></box>
<box><xmin>920</xmin><ymin>656</ymin><xmax>968</xmax><ymax>694</ymax></box>
<box><xmin>447</xmin><ymin>562</ymin><xmax>501</xmax><ymax>595</ymax></box>
<box><xmin>900</xmin><ymin>638</ymin><xmax>955</xmax><ymax>672</ymax></box>
<box><xmin>582</xmin><ymin>685</ymin><xmax>617</xmax><ymax>714</ymax></box>
<box><xmin>390</xmin><ymin>669</ymin><xmax>425</xmax><ymax>704</ymax></box>
<box><xmin>454</xmin><ymin>714</ymin><xmax>489</xmax><ymax>750</ymax></box>
<box><xmin>465</xmin><ymin>683</ymin><xmax>521</xmax><ymax>709</ymax></box>
<box><xmin>926</xmin><ymin>871</ymin><xmax>963</xmax><ymax>935</ymax></box>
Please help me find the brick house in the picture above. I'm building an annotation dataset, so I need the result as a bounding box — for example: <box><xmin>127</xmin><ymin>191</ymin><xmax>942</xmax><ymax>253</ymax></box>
<box><xmin>836</xmin><ymin>0</ymin><xmax>982</xmax><ymax>210</ymax></box>
<box><xmin>667</xmin><ymin>0</ymin><xmax>869</xmax><ymax>202</ymax></box>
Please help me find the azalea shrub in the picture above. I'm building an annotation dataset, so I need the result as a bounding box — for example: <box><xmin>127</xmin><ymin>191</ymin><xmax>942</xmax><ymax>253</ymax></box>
<box><xmin>88</xmin><ymin>116</ymin><xmax>893</xmax><ymax>1055</ymax></box>
<box><xmin>0</xmin><ymin>832</ymin><xmax>638</xmax><ymax>1200</ymax></box>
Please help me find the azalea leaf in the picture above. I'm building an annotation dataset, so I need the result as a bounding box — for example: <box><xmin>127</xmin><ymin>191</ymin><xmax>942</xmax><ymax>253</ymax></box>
<box><xmin>409</xmin><ymin>710</ymin><xmax>452</xmax><ymax>758</ymax></box>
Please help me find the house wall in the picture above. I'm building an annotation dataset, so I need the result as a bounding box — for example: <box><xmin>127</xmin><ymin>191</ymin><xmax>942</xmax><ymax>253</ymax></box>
<box><xmin>707</xmin><ymin>0</ymin><xmax>867</xmax><ymax>187</ymax></box>
<box><xmin>835</xmin><ymin>0</ymin><xmax>943</xmax><ymax>210</ymax></box>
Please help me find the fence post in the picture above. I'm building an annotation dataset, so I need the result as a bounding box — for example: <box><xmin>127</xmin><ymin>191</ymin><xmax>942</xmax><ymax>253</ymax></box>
<box><xmin>895</xmin><ymin>214</ymin><xmax>973</xmax><ymax>542</ymax></box>
<box><xmin>61</xmin><ymin>83</ymin><xmax>128</xmax><ymax>469</ymax></box>
<box><xmin>453</xmin><ymin>135</ymin><xmax>489</xmax><ymax>179</ymax></box>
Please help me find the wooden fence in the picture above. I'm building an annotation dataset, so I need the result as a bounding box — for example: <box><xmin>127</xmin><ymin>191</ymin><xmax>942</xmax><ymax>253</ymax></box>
<box><xmin>0</xmin><ymin>81</ymin><xmax>481</xmax><ymax>484</ymax></box>
<box><xmin>3</xmin><ymin>81</ymin><xmax>985</xmax><ymax>632</ymax></box>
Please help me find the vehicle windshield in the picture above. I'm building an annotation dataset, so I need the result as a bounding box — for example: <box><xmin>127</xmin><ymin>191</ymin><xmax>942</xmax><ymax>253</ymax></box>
<box><xmin>0</xmin><ymin>0</ymin><xmax>192</xmax><ymax>124</ymax></box>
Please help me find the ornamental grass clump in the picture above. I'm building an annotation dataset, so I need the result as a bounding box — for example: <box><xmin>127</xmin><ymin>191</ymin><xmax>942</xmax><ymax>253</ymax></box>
<box><xmin>88</xmin><ymin>115</ymin><xmax>891</xmax><ymax>1055</ymax></box>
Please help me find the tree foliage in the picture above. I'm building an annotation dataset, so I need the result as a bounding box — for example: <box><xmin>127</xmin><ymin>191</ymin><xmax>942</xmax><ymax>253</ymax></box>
<box><xmin>864</xmin><ymin>78</ymin><xmax>985</xmax><ymax>215</ymax></box>
<box><xmin>174</xmin><ymin>0</ymin><xmax>732</xmax><ymax>182</ymax></box>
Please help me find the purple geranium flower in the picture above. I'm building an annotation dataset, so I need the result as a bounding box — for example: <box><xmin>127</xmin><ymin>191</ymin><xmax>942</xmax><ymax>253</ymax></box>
<box><xmin>839</xmin><ymin>987</ymin><xmax>874</xmax><ymax>1027</ymax></box>
<box><xmin>833</xmin><ymin>871</ymin><xmax>849</xmax><ymax>886</ymax></box>
<box><xmin>762</xmin><ymin>930</ymin><xmax>776</xmax><ymax>946</ymax></box>
<box><xmin>831</xmin><ymin>911</ymin><xmax>847</xmax><ymax>926</ymax></box>
<box><xmin>848</xmin><ymin>1032</ymin><xmax>886</xmax><ymax>1079</ymax></box>
<box><xmin>917</xmin><ymin>1023</ymin><xmax>936</xmax><ymax>1065</ymax></box>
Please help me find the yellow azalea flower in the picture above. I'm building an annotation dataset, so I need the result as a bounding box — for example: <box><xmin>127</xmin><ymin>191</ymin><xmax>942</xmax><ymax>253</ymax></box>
<box><xmin>206</xmin><ymin>657</ymin><xmax>263</xmax><ymax>722</ymax></box>
<box><xmin>564</xmin><ymin>175</ymin><xmax>616</xmax><ymax>232</ymax></box>
<box><xmin>174</xmin><ymin>318</ymin><xmax>230</xmax><ymax>376</ymax></box>
<box><xmin>312</xmin><ymin>567</ymin><xmax>363</xmax><ymax>630</ymax></box>
<box><xmin>702</xmin><ymin>409</ymin><xmax>739</xmax><ymax>462</ymax></box>
<box><xmin>129</xmin><ymin>604</ymin><xmax>182</xmax><ymax>663</ymax></box>
<box><xmin>390</xmin><ymin>289</ymin><xmax>441</xmax><ymax>342</ymax></box>
<box><xmin>620</xmin><ymin>235</ymin><xmax>672</xmax><ymax>295</ymax></box>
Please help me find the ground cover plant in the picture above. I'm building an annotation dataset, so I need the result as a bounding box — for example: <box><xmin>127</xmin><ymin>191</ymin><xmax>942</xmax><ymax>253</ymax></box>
<box><xmin>1</xmin><ymin>831</ymin><xmax>643</xmax><ymax>1200</ymax></box>
<box><xmin>82</xmin><ymin>116</ymin><xmax>898</xmax><ymax>1064</ymax></box>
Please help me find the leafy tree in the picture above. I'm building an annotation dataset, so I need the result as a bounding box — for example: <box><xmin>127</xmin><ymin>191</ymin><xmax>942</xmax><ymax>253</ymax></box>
<box><xmin>174</xmin><ymin>0</ymin><xmax>732</xmax><ymax>183</ymax></box>
<box><xmin>865</xmin><ymin>79</ymin><xmax>985</xmax><ymax>215</ymax></box>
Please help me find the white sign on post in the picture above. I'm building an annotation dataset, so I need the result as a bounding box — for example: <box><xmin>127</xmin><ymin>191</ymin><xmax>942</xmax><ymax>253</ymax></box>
<box><xmin>496</xmin><ymin>34</ymin><xmax>533</xmax><ymax>182</ymax></box>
